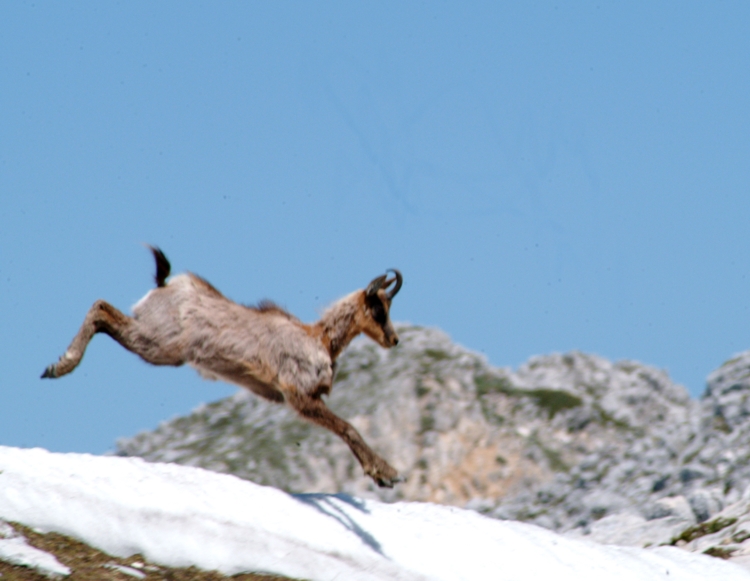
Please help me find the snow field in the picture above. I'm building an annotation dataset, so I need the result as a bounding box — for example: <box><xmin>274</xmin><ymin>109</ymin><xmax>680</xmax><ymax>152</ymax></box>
<box><xmin>0</xmin><ymin>446</ymin><xmax>748</xmax><ymax>581</ymax></box>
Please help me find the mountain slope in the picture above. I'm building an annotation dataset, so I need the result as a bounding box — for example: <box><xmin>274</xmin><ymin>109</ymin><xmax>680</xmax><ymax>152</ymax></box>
<box><xmin>117</xmin><ymin>325</ymin><xmax>723</xmax><ymax>535</ymax></box>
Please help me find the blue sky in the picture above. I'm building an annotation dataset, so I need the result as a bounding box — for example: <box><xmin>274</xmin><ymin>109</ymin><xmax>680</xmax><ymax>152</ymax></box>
<box><xmin>2</xmin><ymin>2</ymin><xmax>750</xmax><ymax>454</ymax></box>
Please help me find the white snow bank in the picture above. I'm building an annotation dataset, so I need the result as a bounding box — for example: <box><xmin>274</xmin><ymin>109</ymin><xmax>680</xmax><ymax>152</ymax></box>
<box><xmin>0</xmin><ymin>446</ymin><xmax>747</xmax><ymax>581</ymax></box>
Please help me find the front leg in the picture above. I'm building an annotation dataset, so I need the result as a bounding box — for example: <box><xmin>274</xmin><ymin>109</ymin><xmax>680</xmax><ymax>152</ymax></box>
<box><xmin>285</xmin><ymin>388</ymin><xmax>404</xmax><ymax>488</ymax></box>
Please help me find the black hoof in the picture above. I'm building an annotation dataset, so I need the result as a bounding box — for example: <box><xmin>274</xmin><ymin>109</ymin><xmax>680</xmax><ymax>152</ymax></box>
<box><xmin>376</xmin><ymin>474</ymin><xmax>406</xmax><ymax>488</ymax></box>
<box><xmin>41</xmin><ymin>365</ymin><xmax>57</xmax><ymax>379</ymax></box>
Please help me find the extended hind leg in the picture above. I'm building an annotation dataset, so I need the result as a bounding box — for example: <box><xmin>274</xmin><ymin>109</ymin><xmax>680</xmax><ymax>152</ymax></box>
<box><xmin>42</xmin><ymin>300</ymin><xmax>136</xmax><ymax>378</ymax></box>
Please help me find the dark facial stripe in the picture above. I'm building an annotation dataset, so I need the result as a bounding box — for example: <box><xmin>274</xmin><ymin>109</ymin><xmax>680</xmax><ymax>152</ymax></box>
<box><xmin>366</xmin><ymin>294</ymin><xmax>388</xmax><ymax>326</ymax></box>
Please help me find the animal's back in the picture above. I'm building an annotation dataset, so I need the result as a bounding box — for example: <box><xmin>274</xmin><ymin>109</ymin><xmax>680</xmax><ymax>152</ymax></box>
<box><xmin>135</xmin><ymin>273</ymin><xmax>333</xmax><ymax>393</ymax></box>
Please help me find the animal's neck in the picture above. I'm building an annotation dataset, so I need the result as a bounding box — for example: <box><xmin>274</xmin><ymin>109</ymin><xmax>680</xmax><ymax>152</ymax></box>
<box><xmin>315</xmin><ymin>292</ymin><xmax>363</xmax><ymax>361</ymax></box>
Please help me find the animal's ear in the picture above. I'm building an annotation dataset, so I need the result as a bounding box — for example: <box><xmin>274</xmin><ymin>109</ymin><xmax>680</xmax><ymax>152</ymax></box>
<box><xmin>366</xmin><ymin>274</ymin><xmax>388</xmax><ymax>297</ymax></box>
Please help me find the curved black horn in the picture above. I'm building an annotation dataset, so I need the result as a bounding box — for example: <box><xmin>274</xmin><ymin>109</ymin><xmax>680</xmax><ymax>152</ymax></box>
<box><xmin>385</xmin><ymin>269</ymin><xmax>403</xmax><ymax>301</ymax></box>
<box><xmin>366</xmin><ymin>274</ymin><xmax>388</xmax><ymax>297</ymax></box>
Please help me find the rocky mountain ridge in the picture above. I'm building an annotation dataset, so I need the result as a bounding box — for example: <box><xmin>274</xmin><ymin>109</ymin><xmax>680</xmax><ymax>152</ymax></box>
<box><xmin>116</xmin><ymin>325</ymin><xmax>750</xmax><ymax>562</ymax></box>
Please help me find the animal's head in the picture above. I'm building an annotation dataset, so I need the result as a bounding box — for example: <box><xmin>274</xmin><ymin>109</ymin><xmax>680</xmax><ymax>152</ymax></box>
<box><xmin>361</xmin><ymin>269</ymin><xmax>403</xmax><ymax>348</ymax></box>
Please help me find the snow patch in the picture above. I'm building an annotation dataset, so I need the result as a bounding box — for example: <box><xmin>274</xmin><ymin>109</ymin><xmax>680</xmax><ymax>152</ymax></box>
<box><xmin>0</xmin><ymin>520</ymin><xmax>70</xmax><ymax>577</ymax></box>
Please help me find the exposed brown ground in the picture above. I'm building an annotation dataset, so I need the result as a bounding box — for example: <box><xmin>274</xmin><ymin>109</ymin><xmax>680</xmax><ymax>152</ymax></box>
<box><xmin>0</xmin><ymin>522</ymin><xmax>302</xmax><ymax>581</ymax></box>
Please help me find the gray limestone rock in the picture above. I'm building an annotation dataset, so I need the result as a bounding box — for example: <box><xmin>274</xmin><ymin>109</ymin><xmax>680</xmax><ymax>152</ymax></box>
<box><xmin>114</xmin><ymin>327</ymin><xmax>750</xmax><ymax>564</ymax></box>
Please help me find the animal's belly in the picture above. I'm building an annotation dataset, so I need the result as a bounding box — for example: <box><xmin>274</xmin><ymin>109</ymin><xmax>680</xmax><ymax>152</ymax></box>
<box><xmin>189</xmin><ymin>362</ymin><xmax>285</xmax><ymax>403</ymax></box>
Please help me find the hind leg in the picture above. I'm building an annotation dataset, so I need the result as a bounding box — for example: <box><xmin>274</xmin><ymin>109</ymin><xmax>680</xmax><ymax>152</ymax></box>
<box><xmin>42</xmin><ymin>299</ymin><xmax>183</xmax><ymax>378</ymax></box>
<box><xmin>42</xmin><ymin>300</ymin><xmax>134</xmax><ymax>378</ymax></box>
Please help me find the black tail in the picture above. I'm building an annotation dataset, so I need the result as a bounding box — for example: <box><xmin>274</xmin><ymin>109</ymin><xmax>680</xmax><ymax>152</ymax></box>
<box><xmin>148</xmin><ymin>245</ymin><xmax>171</xmax><ymax>287</ymax></box>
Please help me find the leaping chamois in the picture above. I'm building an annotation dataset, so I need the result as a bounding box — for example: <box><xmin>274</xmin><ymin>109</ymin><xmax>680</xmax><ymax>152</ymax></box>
<box><xmin>42</xmin><ymin>247</ymin><xmax>404</xmax><ymax>487</ymax></box>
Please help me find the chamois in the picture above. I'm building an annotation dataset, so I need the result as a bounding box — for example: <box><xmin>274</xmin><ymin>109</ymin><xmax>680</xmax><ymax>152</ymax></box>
<box><xmin>42</xmin><ymin>247</ymin><xmax>405</xmax><ymax>487</ymax></box>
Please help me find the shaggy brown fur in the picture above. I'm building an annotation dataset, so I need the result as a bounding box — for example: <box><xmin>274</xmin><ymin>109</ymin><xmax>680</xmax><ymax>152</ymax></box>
<box><xmin>42</xmin><ymin>247</ymin><xmax>404</xmax><ymax>487</ymax></box>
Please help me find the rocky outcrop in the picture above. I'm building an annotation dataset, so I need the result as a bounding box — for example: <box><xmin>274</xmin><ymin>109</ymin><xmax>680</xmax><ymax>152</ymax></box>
<box><xmin>565</xmin><ymin>351</ymin><xmax>750</xmax><ymax>553</ymax></box>
<box><xmin>114</xmin><ymin>327</ymin><xmax>750</xmax><ymax>569</ymax></box>
<box><xmin>118</xmin><ymin>325</ymin><xmax>750</xmax><ymax>539</ymax></box>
